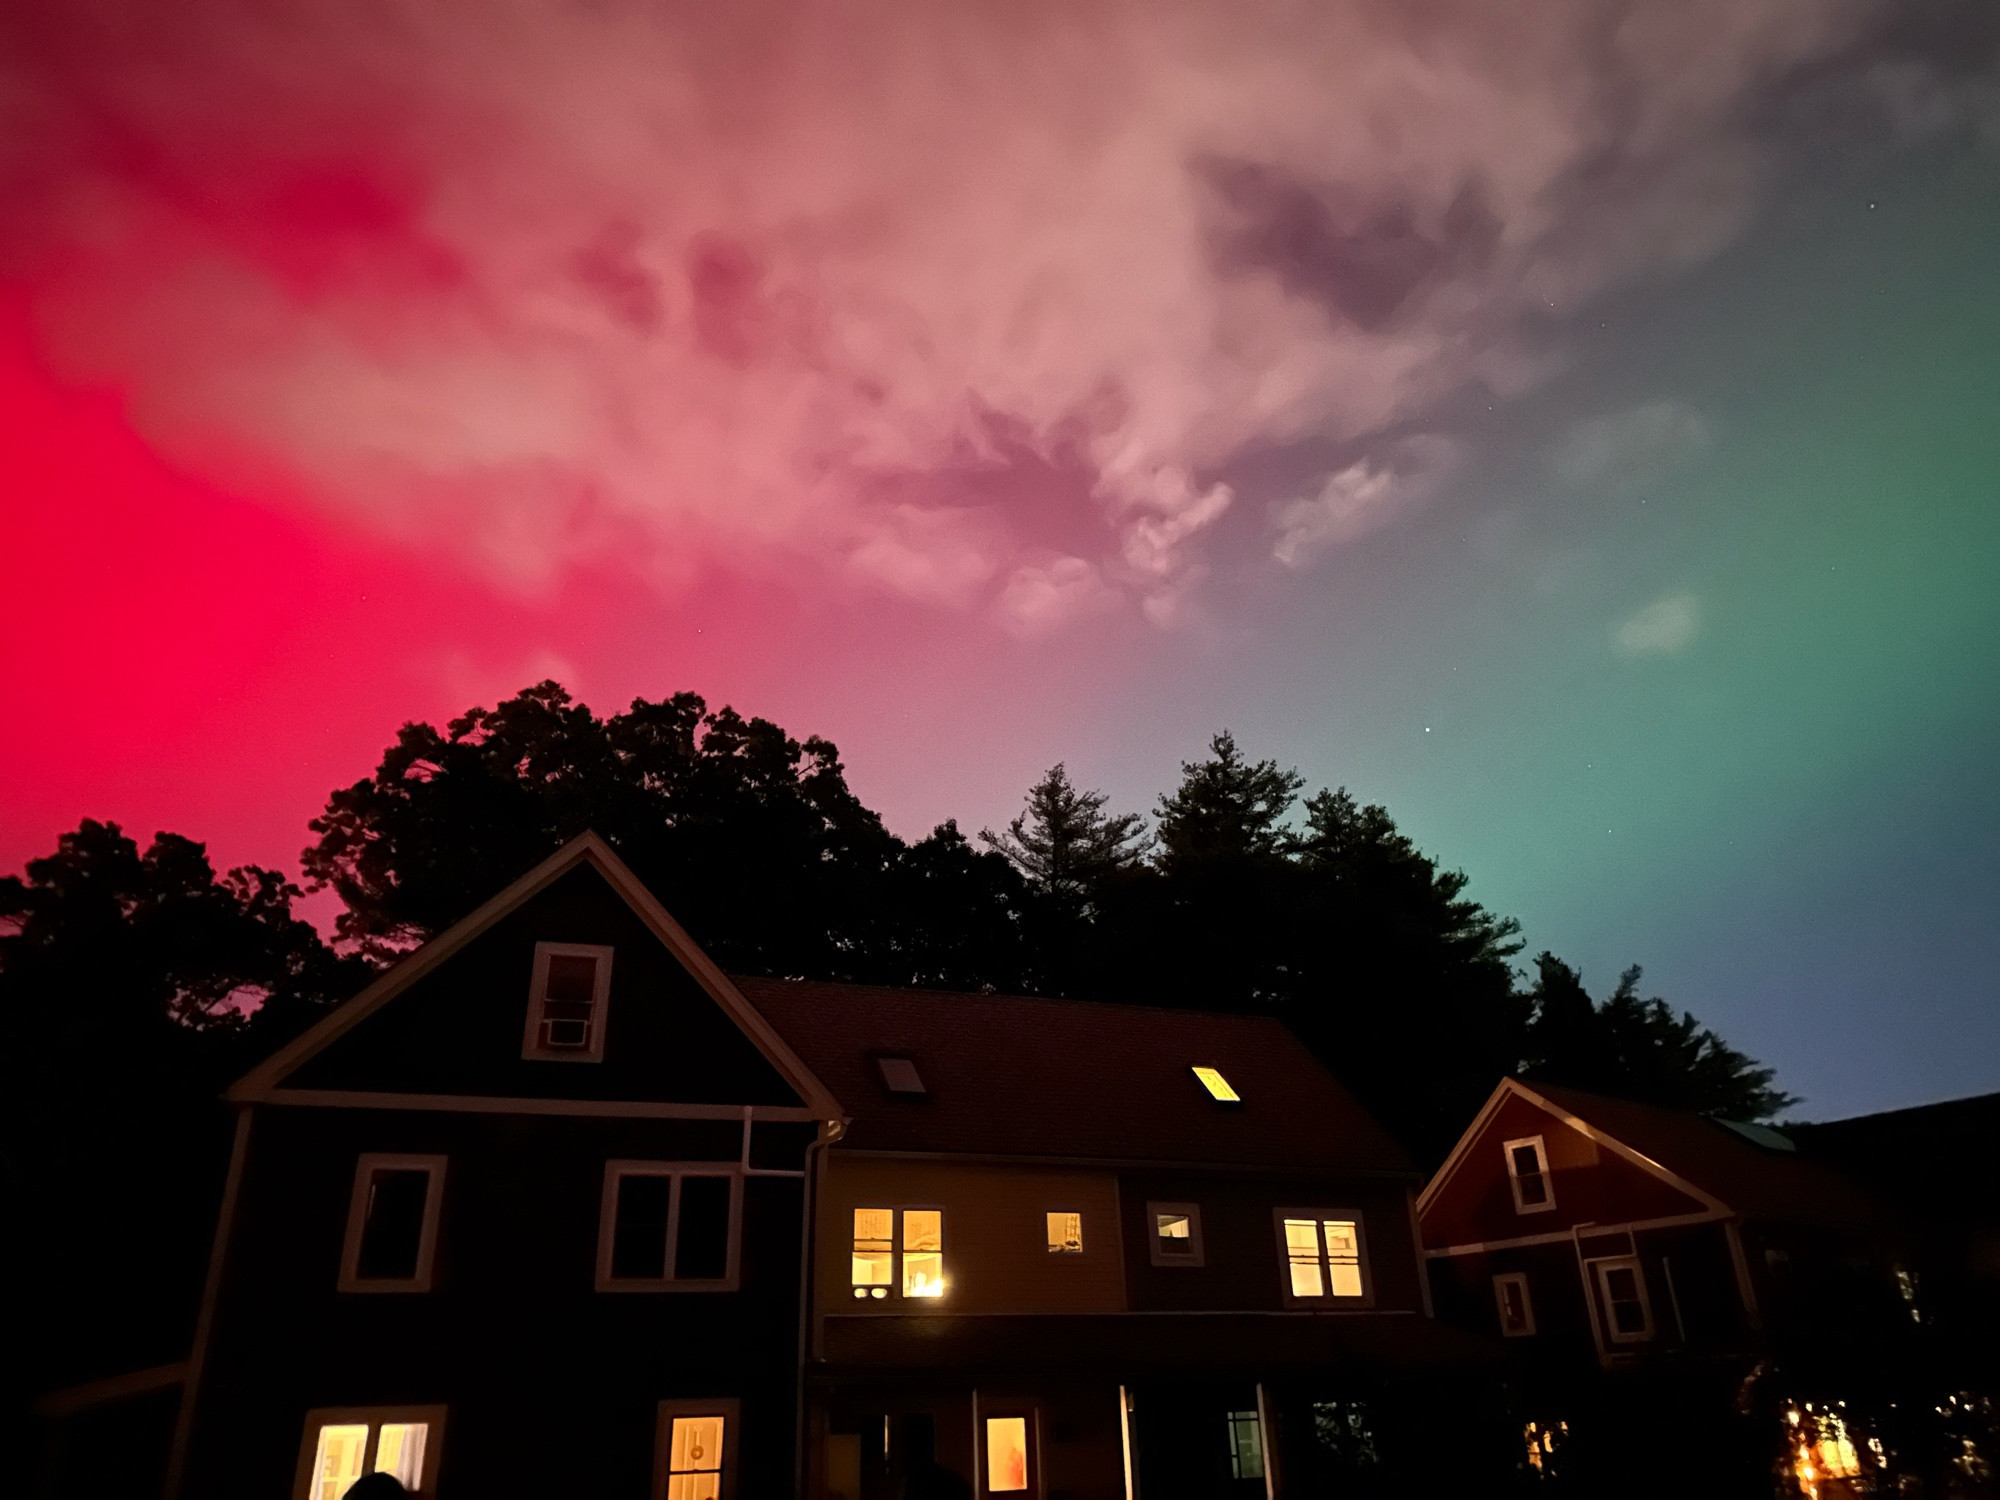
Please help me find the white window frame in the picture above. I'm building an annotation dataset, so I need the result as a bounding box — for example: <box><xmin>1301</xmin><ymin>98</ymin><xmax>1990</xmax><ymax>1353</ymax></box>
<box><xmin>1273</xmin><ymin>1208</ymin><xmax>1374</xmax><ymax>1307</ymax></box>
<box><xmin>521</xmin><ymin>941</ymin><xmax>615</xmax><ymax>1063</ymax></box>
<box><xmin>1492</xmin><ymin>1271</ymin><xmax>1537</xmax><ymax>1337</ymax></box>
<box><xmin>293</xmin><ymin>1405</ymin><xmax>447</xmax><ymax>1499</ymax></box>
<box><xmin>1588</xmin><ymin>1255</ymin><xmax>1656</xmax><ymax>1344</ymax></box>
<box><xmin>653</xmin><ymin>1398</ymin><xmax>741</xmax><ymax>1500</ymax></box>
<box><xmin>1147</xmin><ymin>1202</ymin><xmax>1205</xmax><ymax>1268</ymax></box>
<box><xmin>847</xmin><ymin>1205</ymin><xmax>949</xmax><ymax>1301</ymax></box>
<box><xmin>1503</xmin><ymin>1134</ymin><xmax>1556</xmax><ymax>1215</ymax></box>
<box><xmin>338</xmin><ymin>1154</ymin><xmax>447</xmax><ymax>1294</ymax></box>
<box><xmin>598</xmin><ymin>1162</ymin><xmax>744</xmax><ymax>1292</ymax></box>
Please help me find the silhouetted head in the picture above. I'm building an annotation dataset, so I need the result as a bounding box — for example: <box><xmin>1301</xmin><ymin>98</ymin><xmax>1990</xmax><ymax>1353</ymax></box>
<box><xmin>344</xmin><ymin>1474</ymin><xmax>411</xmax><ymax>1500</ymax></box>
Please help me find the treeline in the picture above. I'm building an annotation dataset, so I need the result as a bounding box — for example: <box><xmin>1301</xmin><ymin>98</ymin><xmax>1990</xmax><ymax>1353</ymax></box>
<box><xmin>1</xmin><ymin>681</ymin><xmax>1787</xmax><ymax>1394</ymax></box>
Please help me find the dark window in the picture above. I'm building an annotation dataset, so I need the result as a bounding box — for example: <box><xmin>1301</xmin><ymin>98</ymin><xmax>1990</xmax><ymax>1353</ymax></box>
<box><xmin>876</xmin><ymin>1056</ymin><xmax>926</xmax><ymax>1094</ymax></box>
<box><xmin>540</xmin><ymin>953</ymin><xmax>600</xmax><ymax>1049</ymax></box>
<box><xmin>1603</xmin><ymin>1265</ymin><xmax>1647</xmax><ymax>1335</ymax></box>
<box><xmin>356</xmin><ymin>1169</ymin><xmax>432</xmax><ymax>1281</ymax></box>
<box><xmin>676</xmin><ymin>1176</ymin><xmax>733</xmax><ymax>1280</ymax></box>
<box><xmin>1508</xmin><ymin>1140</ymin><xmax>1551</xmax><ymax>1208</ymax></box>
<box><xmin>612</xmin><ymin>1174</ymin><xmax>675</xmax><ymax>1280</ymax></box>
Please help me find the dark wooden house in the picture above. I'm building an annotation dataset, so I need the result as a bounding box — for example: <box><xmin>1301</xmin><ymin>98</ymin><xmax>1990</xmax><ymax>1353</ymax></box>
<box><xmin>168</xmin><ymin>833</ymin><xmax>841</xmax><ymax>1500</ymax></box>
<box><xmin>168</xmin><ymin>833</ymin><xmax>1487</xmax><ymax>1500</ymax></box>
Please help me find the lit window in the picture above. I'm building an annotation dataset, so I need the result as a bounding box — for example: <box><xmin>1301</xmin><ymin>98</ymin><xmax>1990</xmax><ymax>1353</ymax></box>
<box><xmin>849</xmin><ymin>1208</ymin><xmax>945</xmax><ymax>1299</ymax></box>
<box><xmin>599</xmin><ymin>1165</ymin><xmax>737</xmax><ymax>1290</ymax></box>
<box><xmin>985</xmin><ymin>1416</ymin><xmax>1030</xmax><ymax>1493</ymax></box>
<box><xmin>1503</xmin><ymin>1135</ymin><xmax>1554</xmax><ymax>1214</ymax></box>
<box><xmin>1148</xmin><ymin>1203</ymin><xmax>1204</xmax><ymax>1266</ymax></box>
<box><xmin>1590</xmin><ymin>1257</ymin><xmax>1653</xmax><ymax>1343</ymax></box>
<box><xmin>522</xmin><ymin>942</ymin><xmax>614</xmax><ymax>1061</ymax></box>
<box><xmin>1278</xmin><ymin>1212</ymin><xmax>1369</xmax><ymax>1302</ymax></box>
<box><xmin>667</xmin><ymin>1415</ymin><xmax>725</xmax><ymax>1500</ymax></box>
<box><xmin>1224</xmin><ymin>1410</ymin><xmax>1264</xmax><ymax>1480</ymax></box>
<box><xmin>876</xmin><ymin>1056</ymin><xmax>926</xmax><ymax>1094</ymax></box>
<box><xmin>1191</xmin><ymin>1066</ymin><xmax>1240</xmax><ymax>1102</ymax></box>
<box><xmin>655</xmin><ymin>1402</ymin><xmax>737</xmax><ymax>1500</ymax></box>
<box><xmin>296</xmin><ymin>1408</ymin><xmax>443</xmax><ymax>1499</ymax></box>
<box><xmin>903</xmin><ymin>1210</ymin><xmax>944</xmax><ymax>1297</ymax></box>
<box><xmin>1493</xmin><ymin>1272</ymin><xmax>1536</xmax><ymax>1336</ymax></box>
<box><xmin>1047</xmin><ymin>1211</ymin><xmax>1083</xmax><ymax>1254</ymax></box>
<box><xmin>339</xmin><ymin>1156</ymin><xmax>445</xmax><ymax>1293</ymax></box>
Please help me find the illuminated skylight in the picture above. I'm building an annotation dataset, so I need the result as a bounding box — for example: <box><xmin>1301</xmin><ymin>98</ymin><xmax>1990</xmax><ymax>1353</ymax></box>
<box><xmin>1191</xmin><ymin>1065</ymin><xmax>1240</xmax><ymax>1103</ymax></box>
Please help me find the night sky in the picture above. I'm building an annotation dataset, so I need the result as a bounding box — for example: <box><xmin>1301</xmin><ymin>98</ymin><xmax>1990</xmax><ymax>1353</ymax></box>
<box><xmin>4</xmin><ymin>1</ymin><xmax>1997</xmax><ymax>1121</ymax></box>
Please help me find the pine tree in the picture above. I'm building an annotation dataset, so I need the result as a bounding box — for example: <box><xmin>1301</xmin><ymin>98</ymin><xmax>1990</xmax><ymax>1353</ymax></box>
<box><xmin>979</xmin><ymin>763</ymin><xmax>1149</xmax><ymax>900</ymax></box>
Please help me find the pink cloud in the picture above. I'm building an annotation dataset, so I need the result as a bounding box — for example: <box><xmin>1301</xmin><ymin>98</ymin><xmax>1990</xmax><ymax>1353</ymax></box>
<box><xmin>3</xmin><ymin>0</ymin><xmax>1880</xmax><ymax>628</ymax></box>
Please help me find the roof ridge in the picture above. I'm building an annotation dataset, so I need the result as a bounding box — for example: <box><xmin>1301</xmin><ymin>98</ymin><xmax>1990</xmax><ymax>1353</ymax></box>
<box><xmin>726</xmin><ymin>972</ymin><xmax>1292</xmax><ymax>1024</ymax></box>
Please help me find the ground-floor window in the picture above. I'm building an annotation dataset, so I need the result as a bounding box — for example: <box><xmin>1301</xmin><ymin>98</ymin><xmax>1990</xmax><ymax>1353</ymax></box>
<box><xmin>294</xmin><ymin>1406</ymin><xmax>445</xmax><ymax>1499</ymax></box>
<box><xmin>1224</xmin><ymin>1409</ymin><xmax>1264</xmax><ymax>1481</ymax></box>
<box><xmin>982</xmin><ymin>1412</ymin><xmax>1036</xmax><ymax>1495</ymax></box>
<box><xmin>656</xmin><ymin>1400</ymin><xmax>740</xmax><ymax>1500</ymax></box>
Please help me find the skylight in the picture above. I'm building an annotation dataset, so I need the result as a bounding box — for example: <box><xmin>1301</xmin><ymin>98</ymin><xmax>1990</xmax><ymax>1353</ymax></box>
<box><xmin>1191</xmin><ymin>1065</ymin><xmax>1240</xmax><ymax>1103</ymax></box>
<box><xmin>876</xmin><ymin>1056</ymin><xmax>926</xmax><ymax>1094</ymax></box>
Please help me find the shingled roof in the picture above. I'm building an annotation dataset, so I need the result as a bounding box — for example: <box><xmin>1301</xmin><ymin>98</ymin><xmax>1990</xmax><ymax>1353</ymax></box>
<box><xmin>732</xmin><ymin>975</ymin><xmax>1416</xmax><ymax>1176</ymax></box>
<box><xmin>1526</xmin><ymin>1081</ymin><xmax>1892</xmax><ymax>1233</ymax></box>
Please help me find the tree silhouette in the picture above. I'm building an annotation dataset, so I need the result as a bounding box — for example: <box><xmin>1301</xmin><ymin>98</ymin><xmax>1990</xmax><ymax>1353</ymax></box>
<box><xmin>302</xmin><ymin>682</ymin><xmax>1040</xmax><ymax>989</ymax></box>
<box><xmin>980</xmin><ymin>763</ymin><xmax>1150</xmax><ymax>902</ymax></box>
<box><xmin>1</xmin><ymin>821</ymin><xmax>365</xmax><ymax>1398</ymax></box>
<box><xmin>1521</xmin><ymin>953</ymin><xmax>1795</xmax><ymax>1121</ymax></box>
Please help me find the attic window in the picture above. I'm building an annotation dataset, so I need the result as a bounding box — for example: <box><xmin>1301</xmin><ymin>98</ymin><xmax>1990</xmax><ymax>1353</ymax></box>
<box><xmin>523</xmin><ymin>942</ymin><xmax>614</xmax><ymax>1062</ymax></box>
<box><xmin>1504</xmin><ymin>1135</ymin><xmax>1555</xmax><ymax>1214</ymax></box>
<box><xmin>1191</xmin><ymin>1066</ymin><xmax>1240</xmax><ymax>1103</ymax></box>
<box><xmin>876</xmin><ymin>1056</ymin><xmax>926</xmax><ymax>1094</ymax></box>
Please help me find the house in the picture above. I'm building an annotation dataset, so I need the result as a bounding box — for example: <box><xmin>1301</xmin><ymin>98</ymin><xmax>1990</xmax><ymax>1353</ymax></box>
<box><xmin>1417</xmin><ymin>1079</ymin><xmax>1922</xmax><ymax>1495</ymax></box>
<box><xmin>166</xmin><ymin>833</ymin><xmax>1492</xmax><ymax>1500</ymax></box>
<box><xmin>737</xmin><ymin>976</ymin><xmax>1492</xmax><ymax>1500</ymax></box>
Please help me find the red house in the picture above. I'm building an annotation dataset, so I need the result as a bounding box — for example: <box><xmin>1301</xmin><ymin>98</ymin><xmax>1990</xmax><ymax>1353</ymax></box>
<box><xmin>1417</xmin><ymin>1078</ymin><xmax>1921</xmax><ymax>1495</ymax></box>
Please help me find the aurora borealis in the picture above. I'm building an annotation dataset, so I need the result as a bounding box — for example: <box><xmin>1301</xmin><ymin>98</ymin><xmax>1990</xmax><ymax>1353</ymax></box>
<box><xmin>3</xmin><ymin>0</ymin><xmax>1997</xmax><ymax>1118</ymax></box>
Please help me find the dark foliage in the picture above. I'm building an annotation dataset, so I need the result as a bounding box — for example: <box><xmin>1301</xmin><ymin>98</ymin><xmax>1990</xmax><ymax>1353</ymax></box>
<box><xmin>1520</xmin><ymin>953</ymin><xmax>1796</xmax><ymax>1121</ymax></box>
<box><xmin>301</xmin><ymin>682</ymin><xmax>1036</xmax><ymax>990</ymax></box>
<box><xmin>0</xmin><ymin>821</ymin><xmax>367</xmax><ymax>1400</ymax></box>
<box><xmin>7</xmin><ymin>689</ymin><xmax>1794</xmax><ymax>1408</ymax></box>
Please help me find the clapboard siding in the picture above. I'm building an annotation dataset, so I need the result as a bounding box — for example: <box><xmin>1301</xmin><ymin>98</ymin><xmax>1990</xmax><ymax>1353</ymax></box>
<box><xmin>819</xmin><ymin>1157</ymin><xmax>1127</xmax><ymax>1316</ymax></box>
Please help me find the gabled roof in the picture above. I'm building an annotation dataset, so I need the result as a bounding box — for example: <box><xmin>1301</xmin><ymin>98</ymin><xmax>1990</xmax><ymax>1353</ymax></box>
<box><xmin>1420</xmin><ymin>1078</ymin><xmax>1887</xmax><ymax>1232</ymax></box>
<box><xmin>733</xmin><ymin>976</ymin><xmax>1416</xmax><ymax>1175</ymax></box>
<box><xmin>231</xmin><ymin>832</ymin><xmax>840</xmax><ymax>1118</ymax></box>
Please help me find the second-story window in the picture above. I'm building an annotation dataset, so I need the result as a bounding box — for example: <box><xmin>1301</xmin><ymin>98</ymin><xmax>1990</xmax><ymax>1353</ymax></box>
<box><xmin>523</xmin><ymin>942</ymin><xmax>614</xmax><ymax>1062</ymax></box>
<box><xmin>598</xmin><ymin>1164</ymin><xmax>738</xmax><ymax>1291</ymax></box>
<box><xmin>1504</xmin><ymin>1135</ymin><xmax>1554</xmax><ymax>1214</ymax></box>
<box><xmin>339</xmin><ymin>1155</ymin><xmax>446</xmax><ymax>1293</ymax></box>
<box><xmin>1046</xmin><ymin>1212</ymin><xmax>1083</xmax><ymax>1254</ymax></box>
<box><xmin>1147</xmin><ymin>1202</ymin><xmax>1204</xmax><ymax>1267</ymax></box>
<box><xmin>851</xmin><ymin>1208</ymin><xmax>945</xmax><ymax>1299</ymax></box>
<box><xmin>1276</xmin><ymin>1210</ymin><xmax>1371</xmax><ymax>1304</ymax></box>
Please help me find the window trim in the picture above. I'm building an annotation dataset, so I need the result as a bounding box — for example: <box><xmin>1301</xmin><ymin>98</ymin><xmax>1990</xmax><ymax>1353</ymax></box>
<box><xmin>653</xmin><ymin>1398</ymin><xmax>741</xmax><ymax>1500</ymax></box>
<box><xmin>1273</xmin><ymin>1207</ymin><xmax>1374</xmax><ymax>1308</ymax></box>
<box><xmin>848</xmin><ymin>1205</ymin><xmax>949</xmax><ymax>1301</ymax></box>
<box><xmin>1503</xmin><ymin>1134</ymin><xmax>1556</xmax><ymax>1215</ymax></box>
<box><xmin>597</xmin><ymin>1161</ymin><xmax>744</xmax><ymax>1293</ymax></box>
<box><xmin>1146</xmin><ymin>1201</ymin><xmax>1205</xmax><ymax>1268</ymax></box>
<box><xmin>1492</xmin><ymin>1270</ymin><xmax>1537</xmax><ymax>1337</ymax></box>
<box><xmin>979</xmin><ymin>1406</ymin><xmax>1042</xmax><ymax>1499</ymax></box>
<box><xmin>338</xmin><ymin>1154</ymin><xmax>447</xmax><ymax>1294</ymax></box>
<box><xmin>293</xmin><ymin>1405</ymin><xmax>447</xmax><ymax>1500</ymax></box>
<box><xmin>521</xmin><ymin>941</ymin><xmax>615</xmax><ymax>1063</ymax></box>
<box><xmin>1588</xmin><ymin>1255</ymin><xmax>1655</xmax><ymax>1344</ymax></box>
